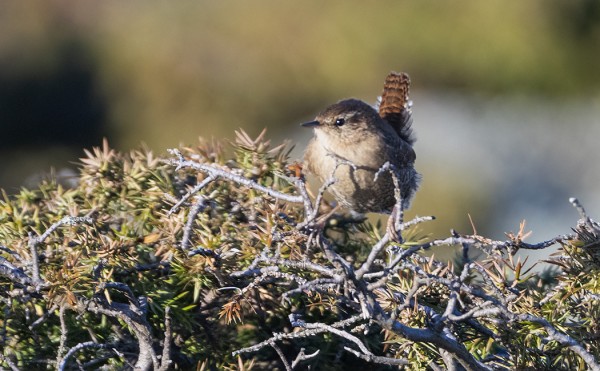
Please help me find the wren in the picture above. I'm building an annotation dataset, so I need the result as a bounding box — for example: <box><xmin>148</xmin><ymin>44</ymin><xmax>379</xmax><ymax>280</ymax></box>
<box><xmin>302</xmin><ymin>72</ymin><xmax>420</xmax><ymax>219</ymax></box>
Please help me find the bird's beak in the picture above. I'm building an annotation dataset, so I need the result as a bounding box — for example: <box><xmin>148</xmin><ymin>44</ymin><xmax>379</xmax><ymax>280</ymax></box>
<box><xmin>301</xmin><ymin>120</ymin><xmax>320</xmax><ymax>128</ymax></box>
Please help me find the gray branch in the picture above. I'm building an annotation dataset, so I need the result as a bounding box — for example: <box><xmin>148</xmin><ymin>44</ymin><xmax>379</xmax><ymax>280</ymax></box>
<box><xmin>167</xmin><ymin>150</ymin><xmax>304</xmax><ymax>204</ymax></box>
<box><xmin>58</xmin><ymin>342</ymin><xmax>115</xmax><ymax>371</ymax></box>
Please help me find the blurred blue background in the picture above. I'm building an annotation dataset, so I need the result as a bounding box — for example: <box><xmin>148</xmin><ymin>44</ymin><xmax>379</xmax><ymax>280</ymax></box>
<box><xmin>1</xmin><ymin>1</ymin><xmax>599</xmax><ymax>248</ymax></box>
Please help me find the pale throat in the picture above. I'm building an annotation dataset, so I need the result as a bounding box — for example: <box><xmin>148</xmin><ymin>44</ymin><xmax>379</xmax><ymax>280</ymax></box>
<box><xmin>315</xmin><ymin>128</ymin><xmax>381</xmax><ymax>166</ymax></box>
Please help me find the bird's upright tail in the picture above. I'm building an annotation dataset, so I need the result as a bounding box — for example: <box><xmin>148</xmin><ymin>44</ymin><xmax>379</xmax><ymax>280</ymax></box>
<box><xmin>378</xmin><ymin>72</ymin><xmax>415</xmax><ymax>145</ymax></box>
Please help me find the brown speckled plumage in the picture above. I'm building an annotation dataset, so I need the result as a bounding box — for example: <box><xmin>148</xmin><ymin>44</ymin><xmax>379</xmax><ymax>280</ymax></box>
<box><xmin>378</xmin><ymin>72</ymin><xmax>415</xmax><ymax>145</ymax></box>
<box><xmin>303</xmin><ymin>72</ymin><xmax>420</xmax><ymax>214</ymax></box>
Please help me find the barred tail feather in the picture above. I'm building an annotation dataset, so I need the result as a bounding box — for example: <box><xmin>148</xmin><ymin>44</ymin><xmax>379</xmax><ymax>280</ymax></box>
<box><xmin>378</xmin><ymin>72</ymin><xmax>415</xmax><ymax>145</ymax></box>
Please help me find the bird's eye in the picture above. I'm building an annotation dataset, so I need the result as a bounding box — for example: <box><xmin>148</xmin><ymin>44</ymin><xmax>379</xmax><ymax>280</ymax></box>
<box><xmin>335</xmin><ymin>118</ymin><xmax>345</xmax><ymax>126</ymax></box>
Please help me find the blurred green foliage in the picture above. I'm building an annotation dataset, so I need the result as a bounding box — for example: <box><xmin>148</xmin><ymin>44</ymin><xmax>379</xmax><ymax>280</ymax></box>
<box><xmin>1</xmin><ymin>1</ymin><xmax>599</xmax><ymax>150</ymax></box>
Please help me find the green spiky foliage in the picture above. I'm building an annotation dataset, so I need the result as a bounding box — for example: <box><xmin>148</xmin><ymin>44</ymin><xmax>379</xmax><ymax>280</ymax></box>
<box><xmin>0</xmin><ymin>131</ymin><xmax>301</xmax><ymax>369</ymax></box>
<box><xmin>0</xmin><ymin>130</ymin><xmax>599</xmax><ymax>370</ymax></box>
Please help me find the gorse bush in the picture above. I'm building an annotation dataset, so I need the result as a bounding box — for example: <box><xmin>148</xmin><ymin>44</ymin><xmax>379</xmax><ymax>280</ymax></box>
<box><xmin>0</xmin><ymin>130</ymin><xmax>599</xmax><ymax>370</ymax></box>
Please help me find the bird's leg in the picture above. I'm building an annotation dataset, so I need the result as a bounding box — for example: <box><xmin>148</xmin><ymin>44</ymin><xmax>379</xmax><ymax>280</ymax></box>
<box><xmin>386</xmin><ymin>205</ymin><xmax>403</xmax><ymax>243</ymax></box>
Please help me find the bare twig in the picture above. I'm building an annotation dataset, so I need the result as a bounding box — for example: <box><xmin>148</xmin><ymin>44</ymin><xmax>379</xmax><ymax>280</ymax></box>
<box><xmin>167</xmin><ymin>150</ymin><xmax>304</xmax><ymax>204</ymax></box>
<box><xmin>271</xmin><ymin>342</ymin><xmax>292</xmax><ymax>371</ymax></box>
<box><xmin>374</xmin><ymin>161</ymin><xmax>405</xmax><ymax>233</ymax></box>
<box><xmin>181</xmin><ymin>196</ymin><xmax>207</xmax><ymax>250</ymax></box>
<box><xmin>231</xmin><ymin>256</ymin><xmax>337</xmax><ymax>279</ymax></box>
<box><xmin>569</xmin><ymin>197</ymin><xmax>589</xmax><ymax>220</ymax></box>
<box><xmin>516</xmin><ymin>314</ymin><xmax>600</xmax><ymax>371</ymax></box>
<box><xmin>291</xmin><ymin>348</ymin><xmax>320</xmax><ymax>369</ymax></box>
<box><xmin>292</xmin><ymin>320</ymin><xmax>371</xmax><ymax>356</ymax></box>
<box><xmin>58</xmin><ymin>342</ymin><xmax>115</xmax><ymax>371</ymax></box>
<box><xmin>83</xmin><ymin>282</ymin><xmax>159</xmax><ymax>370</ymax></box>
<box><xmin>32</xmin><ymin>216</ymin><xmax>93</xmax><ymax>247</ymax></box>
<box><xmin>0</xmin><ymin>354</ymin><xmax>20</xmax><ymax>371</ymax></box>
<box><xmin>27</xmin><ymin>216</ymin><xmax>93</xmax><ymax>287</ymax></box>
<box><xmin>357</xmin><ymin>215</ymin><xmax>435</xmax><ymax>279</ymax></box>
<box><xmin>56</xmin><ymin>305</ymin><xmax>68</xmax><ymax>366</ymax></box>
<box><xmin>233</xmin><ymin>315</ymin><xmax>363</xmax><ymax>357</ymax></box>
<box><xmin>158</xmin><ymin>307</ymin><xmax>173</xmax><ymax>371</ymax></box>
<box><xmin>28</xmin><ymin>232</ymin><xmax>41</xmax><ymax>284</ymax></box>
<box><xmin>168</xmin><ymin>174</ymin><xmax>216</xmax><ymax>215</ymax></box>
<box><xmin>0</xmin><ymin>245</ymin><xmax>21</xmax><ymax>261</ymax></box>
<box><xmin>0</xmin><ymin>256</ymin><xmax>34</xmax><ymax>286</ymax></box>
<box><xmin>297</xmin><ymin>155</ymin><xmax>347</xmax><ymax>228</ymax></box>
<box><xmin>343</xmin><ymin>346</ymin><xmax>408</xmax><ymax>367</ymax></box>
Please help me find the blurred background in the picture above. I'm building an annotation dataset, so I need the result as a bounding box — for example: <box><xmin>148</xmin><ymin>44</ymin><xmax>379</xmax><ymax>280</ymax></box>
<box><xmin>1</xmin><ymin>1</ymin><xmax>599</xmax><ymax>252</ymax></box>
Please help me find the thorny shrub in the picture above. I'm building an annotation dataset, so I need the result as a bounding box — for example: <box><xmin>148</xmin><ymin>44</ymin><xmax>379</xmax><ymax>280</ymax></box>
<box><xmin>0</xmin><ymin>130</ymin><xmax>599</xmax><ymax>370</ymax></box>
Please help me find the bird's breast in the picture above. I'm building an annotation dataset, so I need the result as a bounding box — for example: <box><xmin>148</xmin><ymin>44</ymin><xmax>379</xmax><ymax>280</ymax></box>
<box><xmin>304</xmin><ymin>135</ymin><xmax>398</xmax><ymax>213</ymax></box>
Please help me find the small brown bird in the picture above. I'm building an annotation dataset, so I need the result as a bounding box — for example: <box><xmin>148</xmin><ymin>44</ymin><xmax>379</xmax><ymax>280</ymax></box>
<box><xmin>302</xmin><ymin>72</ymin><xmax>420</xmax><ymax>224</ymax></box>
